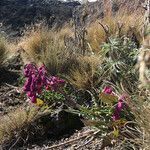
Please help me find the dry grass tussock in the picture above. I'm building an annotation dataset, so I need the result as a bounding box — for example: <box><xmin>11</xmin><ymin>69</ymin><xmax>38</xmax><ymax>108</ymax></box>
<box><xmin>19</xmin><ymin>25</ymin><xmax>105</xmax><ymax>90</ymax></box>
<box><xmin>0</xmin><ymin>34</ymin><xmax>18</xmax><ymax>67</ymax></box>
<box><xmin>129</xmin><ymin>90</ymin><xmax>150</xmax><ymax>149</ymax></box>
<box><xmin>66</xmin><ymin>55</ymin><xmax>103</xmax><ymax>90</ymax></box>
<box><xmin>18</xmin><ymin>25</ymin><xmax>105</xmax><ymax>89</ymax></box>
<box><xmin>87</xmin><ymin>8</ymin><xmax>143</xmax><ymax>52</ymax></box>
<box><xmin>0</xmin><ymin>106</ymin><xmax>39</xmax><ymax>146</ymax></box>
<box><xmin>0</xmin><ymin>35</ymin><xmax>9</xmax><ymax>66</ymax></box>
<box><xmin>19</xmin><ymin>26</ymin><xmax>77</xmax><ymax>75</ymax></box>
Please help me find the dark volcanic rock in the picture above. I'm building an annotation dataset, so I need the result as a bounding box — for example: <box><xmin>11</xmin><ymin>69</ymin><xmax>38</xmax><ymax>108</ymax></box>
<box><xmin>0</xmin><ymin>0</ymin><xmax>80</xmax><ymax>37</ymax></box>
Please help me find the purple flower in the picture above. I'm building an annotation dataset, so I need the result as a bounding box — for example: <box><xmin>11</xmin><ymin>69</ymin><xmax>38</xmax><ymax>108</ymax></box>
<box><xmin>23</xmin><ymin>76</ymin><xmax>32</xmax><ymax>92</ymax></box>
<box><xmin>57</xmin><ymin>79</ymin><xmax>65</xmax><ymax>84</ymax></box>
<box><xmin>112</xmin><ymin>94</ymin><xmax>127</xmax><ymax>121</ymax></box>
<box><xmin>27</xmin><ymin>91</ymin><xmax>34</xmax><ymax>97</ymax></box>
<box><xmin>31</xmin><ymin>94</ymin><xmax>36</xmax><ymax>103</ymax></box>
<box><xmin>23</xmin><ymin>63</ymin><xmax>65</xmax><ymax>103</ymax></box>
<box><xmin>103</xmin><ymin>86</ymin><xmax>113</xmax><ymax>94</ymax></box>
<box><xmin>113</xmin><ymin>111</ymin><xmax>120</xmax><ymax>121</ymax></box>
<box><xmin>24</xmin><ymin>64</ymin><xmax>38</xmax><ymax>78</ymax></box>
<box><xmin>30</xmin><ymin>74</ymin><xmax>36</xmax><ymax>92</ymax></box>
<box><xmin>46</xmin><ymin>76</ymin><xmax>65</xmax><ymax>91</ymax></box>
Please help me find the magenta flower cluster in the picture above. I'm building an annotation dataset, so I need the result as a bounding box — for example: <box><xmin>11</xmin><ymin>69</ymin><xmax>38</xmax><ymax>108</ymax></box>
<box><xmin>103</xmin><ymin>86</ymin><xmax>127</xmax><ymax>121</ymax></box>
<box><xmin>23</xmin><ymin>63</ymin><xmax>65</xmax><ymax>103</ymax></box>
<box><xmin>112</xmin><ymin>95</ymin><xmax>127</xmax><ymax>121</ymax></box>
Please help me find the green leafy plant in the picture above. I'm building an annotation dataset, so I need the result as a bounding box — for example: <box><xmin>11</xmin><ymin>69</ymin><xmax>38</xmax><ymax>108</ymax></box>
<box><xmin>39</xmin><ymin>90</ymin><xmax>65</xmax><ymax>105</ymax></box>
<box><xmin>101</xmin><ymin>36</ymin><xmax>139</xmax><ymax>92</ymax></box>
<box><xmin>69</xmin><ymin>85</ymin><xmax>135</xmax><ymax>146</ymax></box>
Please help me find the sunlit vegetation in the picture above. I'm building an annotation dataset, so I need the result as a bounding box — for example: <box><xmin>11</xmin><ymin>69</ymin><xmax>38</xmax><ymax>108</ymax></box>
<box><xmin>0</xmin><ymin>0</ymin><xmax>150</xmax><ymax>149</ymax></box>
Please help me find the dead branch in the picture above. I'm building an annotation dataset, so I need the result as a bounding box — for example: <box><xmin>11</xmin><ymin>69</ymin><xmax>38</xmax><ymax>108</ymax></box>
<box><xmin>98</xmin><ymin>22</ymin><xmax>110</xmax><ymax>42</ymax></box>
<box><xmin>46</xmin><ymin>130</ymin><xmax>95</xmax><ymax>149</ymax></box>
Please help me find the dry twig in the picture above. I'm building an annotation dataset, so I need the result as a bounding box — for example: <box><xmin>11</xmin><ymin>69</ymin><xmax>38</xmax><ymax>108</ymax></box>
<box><xmin>45</xmin><ymin>130</ymin><xmax>96</xmax><ymax>149</ymax></box>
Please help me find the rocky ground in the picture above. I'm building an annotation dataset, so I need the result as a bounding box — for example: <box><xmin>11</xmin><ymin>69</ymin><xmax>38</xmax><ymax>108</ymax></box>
<box><xmin>0</xmin><ymin>55</ymin><xmax>23</xmax><ymax>115</ymax></box>
<box><xmin>27</xmin><ymin>127</ymin><xmax>103</xmax><ymax>150</ymax></box>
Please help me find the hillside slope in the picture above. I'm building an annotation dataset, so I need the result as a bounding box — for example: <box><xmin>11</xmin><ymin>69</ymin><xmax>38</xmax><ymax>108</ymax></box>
<box><xmin>0</xmin><ymin>0</ymin><xmax>144</xmax><ymax>38</ymax></box>
<box><xmin>0</xmin><ymin>0</ymin><xmax>80</xmax><ymax>37</ymax></box>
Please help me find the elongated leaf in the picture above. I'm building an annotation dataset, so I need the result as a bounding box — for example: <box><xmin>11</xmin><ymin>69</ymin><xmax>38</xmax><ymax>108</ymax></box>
<box><xmin>99</xmin><ymin>92</ymin><xmax>118</xmax><ymax>104</ymax></box>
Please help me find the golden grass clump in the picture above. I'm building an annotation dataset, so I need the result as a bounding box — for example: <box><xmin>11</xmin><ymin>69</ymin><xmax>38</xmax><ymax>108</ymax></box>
<box><xmin>129</xmin><ymin>90</ymin><xmax>150</xmax><ymax>149</ymax></box>
<box><xmin>19</xmin><ymin>26</ymin><xmax>77</xmax><ymax>75</ymax></box>
<box><xmin>0</xmin><ymin>35</ymin><xmax>9</xmax><ymax>66</ymax></box>
<box><xmin>19</xmin><ymin>28</ymin><xmax>61</xmax><ymax>63</ymax></box>
<box><xmin>66</xmin><ymin>54</ymin><xmax>103</xmax><ymax>90</ymax></box>
<box><xmin>0</xmin><ymin>106</ymin><xmax>38</xmax><ymax>146</ymax></box>
<box><xmin>87</xmin><ymin>21</ymin><xmax>106</xmax><ymax>52</ymax></box>
<box><xmin>87</xmin><ymin>11</ymin><xmax>143</xmax><ymax>52</ymax></box>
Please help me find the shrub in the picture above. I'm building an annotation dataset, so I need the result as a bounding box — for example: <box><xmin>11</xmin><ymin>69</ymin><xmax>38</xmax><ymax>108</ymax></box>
<box><xmin>100</xmin><ymin>36</ymin><xmax>139</xmax><ymax>92</ymax></box>
<box><xmin>73</xmin><ymin>85</ymin><xmax>134</xmax><ymax>145</ymax></box>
